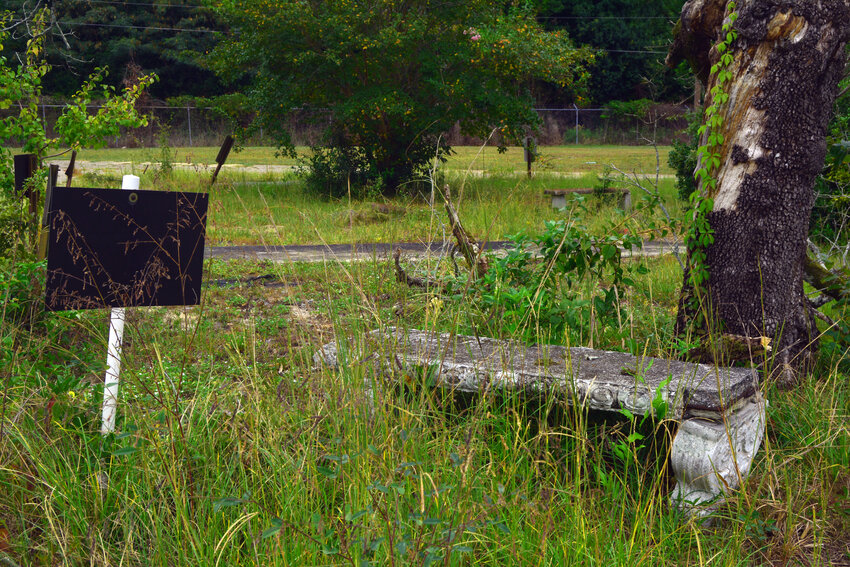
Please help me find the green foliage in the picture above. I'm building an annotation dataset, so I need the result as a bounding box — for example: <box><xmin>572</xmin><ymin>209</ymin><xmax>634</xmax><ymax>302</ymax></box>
<box><xmin>464</xmin><ymin>198</ymin><xmax>645</xmax><ymax>344</ymax></box>
<box><xmin>301</xmin><ymin>145</ymin><xmax>385</xmax><ymax>199</ymax></box>
<box><xmin>0</xmin><ymin>12</ymin><xmax>156</xmax><ymax>158</ymax></box>
<box><xmin>210</xmin><ymin>0</ymin><xmax>594</xmax><ymax>196</ymax></box>
<box><xmin>603</xmin><ymin>99</ymin><xmax>654</xmax><ymax>120</ymax></box>
<box><xmin>821</xmin><ymin>299</ymin><xmax>850</xmax><ymax>372</ymax></box>
<box><xmin>684</xmin><ymin>3</ymin><xmax>738</xmax><ymax>315</ymax></box>
<box><xmin>538</xmin><ymin>0</ymin><xmax>691</xmax><ymax>103</ymax></box>
<box><xmin>612</xmin><ymin>374</ymin><xmax>671</xmax><ymax>489</ymax></box>
<box><xmin>0</xmin><ymin>0</ymin><xmax>224</xmax><ymax>98</ymax></box>
<box><xmin>52</xmin><ymin>67</ymin><xmax>157</xmax><ymax>150</ymax></box>
<box><xmin>668</xmin><ymin>111</ymin><xmax>700</xmax><ymax>201</ymax></box>
<box><xmin>217</xmin><ymin>433</ymin><xmax>509</xmax><ymax>565</ymax></box>
<box><xmin>0</xmin><ymin>257</ymin><xmax>45</xmax><ymax>327</ymax></box>
<box><xmin>0</xmin><ymin>10</ymin><xmax>155</xmax><ymax>255</ymax></box>
<box><xmin>811</xmin><ymin>81</ymin><xmax>850</xmax><ymax>248</ymax></box>
<box><xmin>812</xmin><ymin>140</ymin><xmax>850</xmax><ymax>245</ymax></box>
<box><xmin>154</xmin><ymin>122</ymin><xmax>176</xmax><ymax>177</ymax></box>
<box><xmin>0</xmin><ymin>189</ymin><xmax>25</xmax><ymax>256</ymax></box>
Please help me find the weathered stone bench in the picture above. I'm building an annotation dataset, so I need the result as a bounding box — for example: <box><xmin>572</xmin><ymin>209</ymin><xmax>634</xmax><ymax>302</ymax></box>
<box><xmin>544</xmin><ymin>188</ymin><xmax>632</xmax><ymax>210</ymax></box>
<box><xmin>316</xmin><ymin>327</ymin><xmax>766</xmax><ymax>517</ymax></box>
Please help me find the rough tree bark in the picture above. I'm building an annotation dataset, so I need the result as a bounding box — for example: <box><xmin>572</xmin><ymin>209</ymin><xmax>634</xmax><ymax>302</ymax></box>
<box><xmin>668</xmin><ymin>0</ymin><xmax>850</xmax><ymax>383</ymax></box>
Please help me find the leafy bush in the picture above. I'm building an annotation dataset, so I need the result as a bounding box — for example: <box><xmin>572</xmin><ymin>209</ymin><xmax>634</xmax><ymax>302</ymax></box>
<box><xmin>603</xmin><ymin>99</ymin><xmax>654</xmax><ymax>120</ymax></box>
<box><xmin>667</xmin><ymin>111</ymin><xmax>700</xmax><ymax>201</ymax></box>
<box><xmin>463</xmin><ymin>199</ymin><xmax>645</xmax><ymax>346</ymax></box>
<box><xmin>0</xmin><ymin>196</ymin><xmax>26</xmax><ymax>262</ymax></box>
<box><xmin>0</xmin><ymin>11</ymin><xmax>155</xmax><ymax>259</ymax></box>
<box><xmin>0</xmin><ymin>151</ymin><xmax>25</xmax><ymax>257</ymax></box>
<box><xmin>811</xmin><ymin>140</ymin><xmax>850</xmax><ymax>246</ymax></box>
<box><xmin>0</xmin><ymin>257</ymin><xmax>45</xmax><ymax>327</ymax></box>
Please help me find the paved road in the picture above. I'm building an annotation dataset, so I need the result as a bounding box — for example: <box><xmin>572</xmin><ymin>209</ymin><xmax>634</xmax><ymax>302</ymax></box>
<box><xmin>205</xmin><ymin>239</ymin><xmax>681</xmax><ymax>263</ymax></box>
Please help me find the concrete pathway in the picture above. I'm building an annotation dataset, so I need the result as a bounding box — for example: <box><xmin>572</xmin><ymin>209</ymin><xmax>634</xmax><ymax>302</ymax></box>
<box><xmin>205</xmin><ymin>239</ymin><xmax>681</xmax><ymax>263</ymax></box>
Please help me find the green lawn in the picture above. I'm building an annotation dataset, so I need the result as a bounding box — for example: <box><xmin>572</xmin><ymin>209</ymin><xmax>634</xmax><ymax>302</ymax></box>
<box><xmin>65</xmin><ymin>144</ymin><xmax>674</xmax><ymax>176</ymax></box>
<box><xmin>204</xmin><ymin>172</ymin><xmax>681</xmax><ymax>246</ymax></box>
<box><xmin>65</xmin><ymin>145</ymin><xmax>680</xmax><ymax>246</ymax></box>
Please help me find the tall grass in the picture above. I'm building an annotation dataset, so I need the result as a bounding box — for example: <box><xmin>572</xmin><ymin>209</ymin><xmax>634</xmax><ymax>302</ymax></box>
<box><xmin>1</xmin><ymin>157</ymin><xmax>847</xmax><ymax>565</ymax></box>
<box><xmin>102</xmin><ymin>169</ymin><xmax>679</xmax><ymax>247</ymax></box>
<box><xmin>3</xmin><ymin>251</ymin><xmax>847</xmax><ymax>565</ymax></box>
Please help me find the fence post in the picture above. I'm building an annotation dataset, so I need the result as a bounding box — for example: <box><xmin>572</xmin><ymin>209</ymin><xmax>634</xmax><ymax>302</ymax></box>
<box><xmin>574</xmin><ymin>104</ymin><xmax>579</xmax><ymax>145</ymax></box>
<box><xmin>187</xmin><ymin>106</ymin><xmax>193</xmax><ymax>147</ymax></box>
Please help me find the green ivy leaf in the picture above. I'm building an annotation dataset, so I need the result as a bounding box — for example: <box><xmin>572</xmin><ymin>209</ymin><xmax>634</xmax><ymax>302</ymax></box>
<box><xmin>262</xmin><ymin>518</ymin><xmax>284</xmax><ymax>539</ymax></box>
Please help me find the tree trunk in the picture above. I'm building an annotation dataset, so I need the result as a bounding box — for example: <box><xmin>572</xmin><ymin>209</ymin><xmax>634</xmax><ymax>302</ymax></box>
<box><xmin>668</xmin><ymin>0</ymin><xmax>850</xmax><ymax>384</ymax></box>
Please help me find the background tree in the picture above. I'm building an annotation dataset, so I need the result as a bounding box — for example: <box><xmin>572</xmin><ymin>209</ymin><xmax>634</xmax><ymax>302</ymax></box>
<box><xmin>210</xmin><ymin>0</ymin><xmax>595</xmax><ymax>196</ymax></box>
<box><xmin>667</xmin><ymin>0</ymin><xmax>850</xmax><ymax>384</ymax></box>
<box><xmin>0</xmin><ymin>0</ymin><xmax>224</xmax><ymax>98</ymax></box>
<box><xmin>538</xmin><ymin>0</ymin><xmax>691</xmax><ymax>104</ymax></box>
<box><xmin>0</xmin><ymin>9</ymin><xmax>155</xmax><ymax>255</ymax></box>
<box><xmin>811</xmin><ymin>92</ymin><xmax>850</xmax><ymax>252</ymax></box>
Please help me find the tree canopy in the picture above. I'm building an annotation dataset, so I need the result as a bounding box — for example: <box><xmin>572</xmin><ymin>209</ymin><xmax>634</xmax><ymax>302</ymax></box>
<box><xmin>210</xmin><ymin>0</ymin><xmax>595</xmax><ymax>195</ymax></box>
<box><xmin>0</xmin><ymin>0</ymin><xmax>223</xmax><ymax>98</ymax></box>
<box><xmin>539</xmin><ymin>0</ymin><xmax>690</xmax><ymax>104</ymax></box>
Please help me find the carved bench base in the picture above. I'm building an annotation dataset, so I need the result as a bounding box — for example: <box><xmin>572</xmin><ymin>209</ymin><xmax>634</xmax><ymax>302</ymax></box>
<box><xmin>671</xmin><ymin>394</ymin><xmax>767</xmax><ymax>515</ymax></box>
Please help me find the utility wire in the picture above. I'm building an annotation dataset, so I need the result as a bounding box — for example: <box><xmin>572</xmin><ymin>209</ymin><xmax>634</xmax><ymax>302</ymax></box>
<box><xmin>71</xmin><ymin>1</ymin><xmax>672</xmax><ymax>16</ymax></box>
<box><xmin>539</xmin><ymin>16</ymin><xmax>672</xmax><ymax>20</ymax></box>
<box><xmin>56</xmin><ymin>20</ymin><xmax>219</xmax><ymax>33</ymax></box>
<box><xmin>10</xmin><ymin>18</ymin><xmax>671</xmax><ymax>52</ymax></box>
<box><xmin>73</xmin><ymin>0</ymin><xmax>207</xmax><ymax>7</ymax></box>
<box><xmin>73</xmin><ymin>2</ymin><xmax>673</xmax><ymax>18</ymax></box>
<box><xmin>602</xmin><ymin>50</ymin><xmax>667</xmax><ymax>54</ymax></box>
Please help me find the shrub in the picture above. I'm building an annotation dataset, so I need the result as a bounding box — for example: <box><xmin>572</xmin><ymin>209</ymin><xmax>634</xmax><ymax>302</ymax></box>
<box><xmin>667</xmin><ymin>111</ymin><xmax>700</xmax><ymax>201</ymax></box>
<box><xmin>462</xmin><ymin>198</ymin><xmax>645</xmax><ymax>347</ymax></box>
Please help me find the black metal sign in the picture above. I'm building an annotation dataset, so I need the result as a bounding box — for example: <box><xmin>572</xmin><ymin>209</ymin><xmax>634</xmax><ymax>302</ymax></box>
<box><xmin>45</xmin><ymin>187</ymin><xmax>209</xmax><ymax>310</ymax></box>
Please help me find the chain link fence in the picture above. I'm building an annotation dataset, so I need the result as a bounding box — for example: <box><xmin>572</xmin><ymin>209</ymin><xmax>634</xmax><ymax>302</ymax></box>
<box><xmin>3</xmin><ymin>102</ymin><xmax>692</xmax><ymax>148</ymax></box>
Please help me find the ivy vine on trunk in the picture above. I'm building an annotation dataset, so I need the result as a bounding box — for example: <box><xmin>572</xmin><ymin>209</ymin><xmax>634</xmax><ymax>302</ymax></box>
<box><xmin>668</xmin><ymin>0</ymin><xmax>850</xmax><ymax>384</ymax></box>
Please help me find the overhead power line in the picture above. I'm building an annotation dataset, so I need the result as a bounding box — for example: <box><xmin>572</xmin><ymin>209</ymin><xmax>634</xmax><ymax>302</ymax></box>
<box><xmin>73</xmin><ymin>0</ymin><xmax>208</xmax><ymax>7</ymax></box>
<box><xmin>603</xmin><ymin>50</ymin><xmax>667</xmax><ymax>54</ymax></box>
<box><xmin>8</xmin><ymin>18</ymin><xmax>673</xmax><ymax>50</ymax></box>
<box><xmin>56</xmin><ymin>20</ymin><xmax>218</xmax><ymax>33</ymax></box>
<box><xmin>70</xmin><ymin>2</ymin><xmax>673</xmax><ymax>17</ymax></box>
<box><xmin>73</xmin><ymin>3</ymin><xmax>673</xmax><ymax>17</ymax></box>
<box><xmin>53</xmin><ymin>23</ymin><xmax>670</xmax><ymax>52</ymax></box>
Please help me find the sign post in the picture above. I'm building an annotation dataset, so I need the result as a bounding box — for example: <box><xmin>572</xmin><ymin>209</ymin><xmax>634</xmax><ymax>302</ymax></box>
<box><xmin>210</xmin><ymin>135</ymin><xmax>234</xmax><ymax>187</ymax></box>
<box><xmin>14</xmin><ymin>154</ymin><xmax>39</xmax><ymax>245</ymax></box>
<box><xmin>101</xmin><ymin>174</ymin><xmax>138</xmax><ymax>435</ymax></box>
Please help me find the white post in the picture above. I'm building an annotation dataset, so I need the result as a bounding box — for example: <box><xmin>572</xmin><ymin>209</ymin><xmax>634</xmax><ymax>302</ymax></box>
<box><xmin>101</xmin><ymin>174</ymin><xmax>139</xmax><ymax>435</ymax></box>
